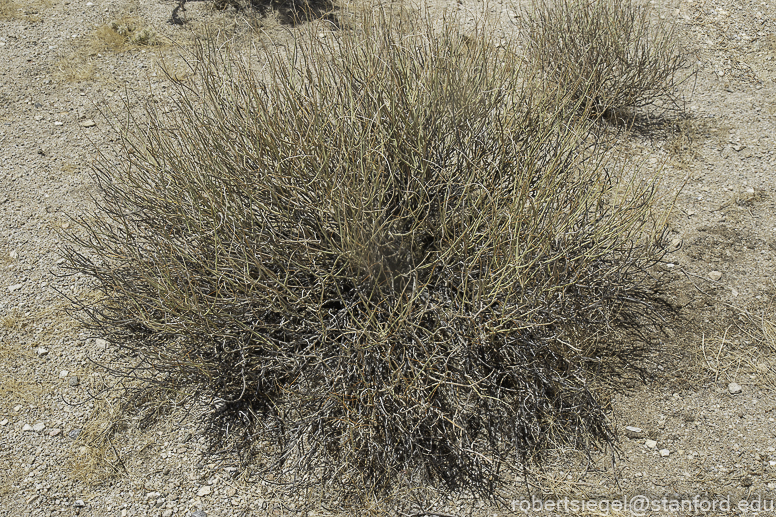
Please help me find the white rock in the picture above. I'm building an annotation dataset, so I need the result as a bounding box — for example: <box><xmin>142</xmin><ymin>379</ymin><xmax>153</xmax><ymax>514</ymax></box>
<box><xmin>32</xmin><ymin>422</ymin><xmax>45</xmax><ymax>432</ymax></box>
<box><xmin>9</xmin><ymin>250</ymin><xmax>18</xmax><ymax>259</ymax></box>
<box><xmin>660</xmin><ymin>449</ymin><xmax>670</xmax><ymax>457</ymax></box>
<box><xmin>22</xmin><ymin>424</ymin><xmax>34</xmax><ymax>432</ymax></box>
<box><xmin>0</xmin><ymin>419</ymin><xmax>7</xmax><ymax>426</ymax></box>
<box><xmin>197</xmin><ymin>486</ymin><xmax>212</xmax><ymax>497</ymax></box>
<box><xmin>36</xmin><ymin>347</ymin><xmax>48</xmax><ymax>356</ymax></box>
<box><xmin>74</xmin><ymin>500</ymin><xmax>85</xmax><ymax>507</ymax></box>
<box><xmin>13</xmin><ymin>405</ymin><xmax>22</xmax><ymax>412</ymax></box>
<box><xmin>8</xmin><ymin>283</ymin><xmax>23</xmax><ymax>292</ymax></box>
<box><xmin>59</xmin><ymin>370</ymin><xmax>69</xmax><ymax>378</ymax></box>
<box><xmin>54</xmin><ymin>121</ymin><xmax>63</xmax><ymax>126</ymax></box>
<box><xmin>79</xmin><ymin>119</ymin><xmax>96</xmax><ymax>128</ymax></box>
<box><xmin>625</xmin><ymin>426</ymin><xmax>643</xmax><ymax>433</ymax></box>
<box><xmin>708</xmin><ymin>271</ymin><xmax>723</xmax><ymax>281</ymax></box>
<box><xmin>645</xmin><ymin>439</ymin><xmax>658</xmax><ymax>449</ymax></box>
<box><xmin>728</xmin><ymin>382</ymin><xmax>742</xmax><ymax>395</ymax></box>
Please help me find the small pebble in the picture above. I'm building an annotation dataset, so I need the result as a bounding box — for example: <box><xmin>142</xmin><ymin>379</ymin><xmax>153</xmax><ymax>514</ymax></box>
<box><xmin>728</xmin><ymin>382</ymin><xmax>743</xmax><ymax>395</ymax></box>
<box><xmin>22</xmin><ymin>424</ymin><xmax>34</xmax><ymax>432</ymax></box>
<box><xmin>69</xmin><ymin>376</ymin><xmax>80</xmax><ymax>387</ymax></box>
<box><xmin>0</xmin><ymin>419</ymin><xmax>7</xmax><ymax>426</ymax></box>
<box><xmin>660</xmin><ymin>449</ymin><xmax>670</xmax><ymax>457</ymax></box>
<box><xmin>190</xmin><ymin>510</ymin><xmax>207</xmax><ymax>517</ymax></box>
<box><xmin>74</xmin><ymin>500</ymin><xmax>85</xmax><ymax>508</ymax></box>
<box><xmin>8</xmin><ymin>283</ymin><xmax>23</xmax><ymax>292</ymax></box>
<box><xmin>59</xmin><ymin>370</ymin><xmax>69</xmax><ymax>378</ymax></box>
<box><xmin>708</xmin><ymin>271</ymin><xmax>723</xmax><ymax>281</ymax></box>
<box><xmin>645</xmin><ymin>439</ymin><xmax>658</xmax><ymax>449</ymax></box>
<box><xmin>79</xmin><ymin>119</ymin><xmax>96</xmax><ymax>128</ymax></box>
<box><xmin>36</xmin><ymin>347</ymin><xmax>48</xmax><ymax>356</ymax></box>
<box><xmin>48</xmin><ymin>429</ymin><xmax>61</xmax><ymax>437</ymax></box>
<box><xmin>196</xmin><ymin>486</ymin><xmax>211</xmax><ymax>497</ymax></box>
<box><xmin>625</xmin><ymin>426</ymin><xmax>643</xmax><ymax>438</ymax></box>
<box><xmin>68</xmin><ymin>429</ymin><xmax>81</xmax><ymax>440</ymax></box>
<box><xmin>32</xmin><ymin>422</ymin><xmax>45</xmax><ymax>432</ymax></box>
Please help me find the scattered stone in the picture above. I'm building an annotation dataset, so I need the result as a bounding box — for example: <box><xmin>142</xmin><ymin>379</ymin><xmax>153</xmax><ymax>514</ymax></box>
<box><xmin>13</xmin><ymin>405</ymin><xmax>22</xmax><ymax>412</ymax></box>
<box><xmin>74</xmin><ymin>500</ymin><xmax>85</xmax><ymax>508</ymax></box>
<box><xmin>94</xmin><ymin>338</ymin><xmax>108</xmax><ymax>347</ymax></box>
<box><xmin>625</xmin><ymin>426</ymin><xmax>643</xmax><ymax>438</ymax></box>
<box><xmin>54</xmin><ymin>121</ymin><xmax>63</xmax><ymax>126</ymax></box>
<box><xmin>22</xmin><ymin>424</ymin><xmax>34</xmax><ymax>432</ymax></box>
<box><xmin>669</xmin><ymin>237</ymin><xmax>682</xmax><ymax>250</ymax></box>
<box><xmin>36</xmin><ymin>347</ymin><xmax>48</xmax><ymax>356</ymax></box>
<box><xmin>68</xmin><ymin>428</ymin><xmax>81</xmax><ymax>440</ymax></box>
<box><xmin>69</xmin><ymin>376</ymin><xmax>80</xmax><ymax>387</ymax></box>
<box><xmin>226</xmin><ymin>487</ymin><xmax>236</xmax><ymax>497</ymax></box>
<box><xmin>48</xmin><ymin>428</ymin><xmax>61</xmax><ymax>437</ymax></box>
<box><xmin>0</xmin><ymin>419</ymin><xmax>7</xmax><ymax>426</ymax></box>
<box><xmin>728</xmin><ymin>382</ymin><xmax>743</xmax><ymax>395</ymax></box>
<box><xmin>9</xmin><ymin>250</ymin><xmax>18</xmax><ymax>259</ymax></box>
<box><xmin>59</xmin><ymin>370</ymin><xmax>69</xmax><ymax>378</ymax></box>
<box><xmin>32</xmin><ymin>422</ymin><xmax>45</xmax><ymax>432</ymax></box>
<box><xmin>162</xmin><ymin>511</ymin><xmax>173</xmax><ymax>517</ymax></box>
<box><xmin>190</xmin><ymin>510</ymin><xmax>207</xmax><ymax>517</ymax></box>
<box><xmin>660</xmin><ymin>449</ymin><xmax>670</xmax><ymax>457</ymax></box>
<box><xmin>645</xmin><ymin>439</ymin><xmax>658</xmax><ymax>449</ymax></box>
<box><xmin>79</xmin><ymin>119</ymin><xmax>96</xmax><ymax>128</ymax></box>
<box><xmin>196</xmin><ymin>486</ymin><xmax>211</xmax><ymax>497</ymax></box>
<box><xmin>8</xmin><ymin>283</ymin><xmax>23</xmax><ymax>292</ymax></box>
<box><xmin>708</xmin><ymin>271</ymin><xmax>723</xmax><ymax>281</ymax></box>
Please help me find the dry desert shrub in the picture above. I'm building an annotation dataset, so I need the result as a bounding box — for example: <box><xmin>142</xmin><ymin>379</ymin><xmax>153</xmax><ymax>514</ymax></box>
<box><xmin>63</xmin><ymin>7</ymin><xmax>673</xmax><ymax>499</ymax></box>
<box><xmin>520</xmin><ymin>0</ymin><xmax>688</xmax><ymax>117</ymax></box>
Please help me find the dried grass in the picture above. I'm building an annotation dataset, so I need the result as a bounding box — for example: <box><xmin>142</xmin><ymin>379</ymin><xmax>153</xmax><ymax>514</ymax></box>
<box><xmin>0</xmin><ymin>0</ymin><xmax>50</xmax><ymax>21</ymax></box>
<box><xmin>698</xmin><ymin>295</ymin><xmax>776</xmax><ymax>389</ymax></box>
<box><xmin>519</xmin><ymin>0</ymin><xmax>689</xmax><ymax>117</ymax></box>
<box><xmin>63</xmin><ymin>5</ymin><xmax>674</xmax><ymax>503</ymax></box>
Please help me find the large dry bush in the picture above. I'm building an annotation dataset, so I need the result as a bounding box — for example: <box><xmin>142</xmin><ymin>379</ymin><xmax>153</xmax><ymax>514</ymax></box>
<box><xmin>64</xmin><ymin>8</ymin><xmax>672</xmax><ymax>497</ymax></box>
<box><xmin>520</xmin><ymin>0</ymin><xmax>688</xmax><ymax>116</ymax></box>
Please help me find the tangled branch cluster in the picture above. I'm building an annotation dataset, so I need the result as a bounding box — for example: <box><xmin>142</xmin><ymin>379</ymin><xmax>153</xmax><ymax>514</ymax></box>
<box><xmin>65</xmin><ymin>9</ymin><xmax>673</xmax><ymax>496</ymax></box>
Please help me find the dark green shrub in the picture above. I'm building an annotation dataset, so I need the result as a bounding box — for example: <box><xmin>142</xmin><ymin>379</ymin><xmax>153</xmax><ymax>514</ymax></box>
<box><xmin>520</xmin><ymin>0</ymin><xmax>688</xmax><ymax>116</ymax></box>
<box><xmin>65</xmin><ymin>8</ymin><xmax>670</xmax><ymax>496</ymax></box>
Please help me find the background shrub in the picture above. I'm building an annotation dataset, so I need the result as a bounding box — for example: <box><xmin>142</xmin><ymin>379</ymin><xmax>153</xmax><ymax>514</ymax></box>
<box><xmin>65</xmin><ymin>8</ymin><xmax>671</xmax><ymax>496</ymax></box>
<box><xmin>519</xmin><ymin>0</ymin><xmax>688</xmax><ymax>116</ymax></box>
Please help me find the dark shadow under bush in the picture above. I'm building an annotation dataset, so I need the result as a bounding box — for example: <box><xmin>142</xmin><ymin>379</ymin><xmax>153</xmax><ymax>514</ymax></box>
<box><xmin>64</xmin><ymin>7</ymin><xmax>674</xmax><ymax>499</ymax></box>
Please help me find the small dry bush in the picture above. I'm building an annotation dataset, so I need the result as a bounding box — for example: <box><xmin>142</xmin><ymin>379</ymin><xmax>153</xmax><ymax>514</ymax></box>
<box><xmin>64</xmin><ymin>8</ymin><xmax>672</xmax><ymax>498</ymax></box>
<box><xmin>520</xmin><ymin>0</ymin><xmax>688</xmax><ymax>117</ymax></box>
<box><xmin>0</xmin><ymin>0</ymin><xmax>50</xmax><ymax>20</ymax></box>
<box><xmin>92</xmin><ymin>17</ymin><xmax>161</xmax><ymax>52</ymax></box>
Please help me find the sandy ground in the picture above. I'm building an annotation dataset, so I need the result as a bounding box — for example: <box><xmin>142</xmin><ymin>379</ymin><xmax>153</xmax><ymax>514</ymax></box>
<box><xmin>1</xmin><ymin>0</ymin><xmax>775</xmax><ymax>515</ymax></box>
